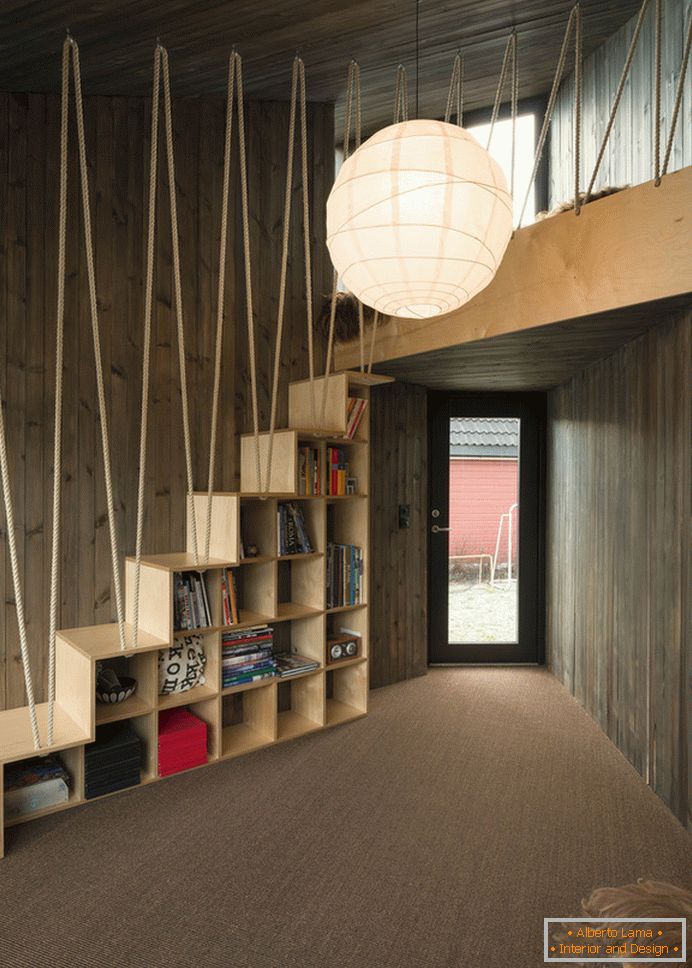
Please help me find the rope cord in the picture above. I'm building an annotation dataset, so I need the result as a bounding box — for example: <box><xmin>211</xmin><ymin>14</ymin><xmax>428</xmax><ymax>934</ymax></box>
<box><xmin>584</xmin><ymin>0</ymin><xmax>652</xmax><ymax>205</ymax></box>
<box><xmin>394</xmin><ymin>65</ymin><xmax>409</xmax><ymax>123</ymax></box>
<box><xmin>661</xmin><ymin>8</ymin><xmax>692</xmax><ymax>178</ymax></box>
<box><xmin>204</xmin><ymin>51</ymin><xmax>236</xmax><ymax>557</ymax></box>
<box><xmin>444</xmin><ymin>52</ymin><xmax>464</xmax><ymax>126</ymax></box>
<box><xmin>47</xmin><ymin>40</ymin><xmax>70</xmax><ymax>742</ymax></box>
<box><xmin>574</xmin><ymin>5</ymin><xmax>583</xmax><ymax>214</ymax></box>
<box><xmin>510</xmin><ymin>35</ymin><xmax>518</xmax><ymax>197</ymax></box>
<box><xmin>0</xmin><ymin>395</ymin><xmax>41</xmax><ymax>749</ymax></box>
<box><xmin>71</xmin><ymin>37</ymin><xmax>127</xmax><ymax>652</ymax></box>
<box><xmin>264</xmin><ymin>57</ymin><xmax>299</xmax><ymax>491</ymax></box>
<box><xmin>654</xmin><ymin>0</ymin><xmax>662</xmax><ymax>184</ymax></box>
<box><xmin>298</xmin><ymin>59</ymin><xmax>317</xmax><ymax>428</ymax></box>
<box><xmin>234</xmin><ymin>54</ymin><xmax>261</xmax><ymax>496</ymax></box>
<box><xmin>319</xmin><ymin>59</ymin><xmax>364</xmax><ymax>421</ymax></box>
<box><xmin>367</xmin><ymin>311</ymin><xmax>380</xmax><ymax>374</ymax></box>
<box><xmin>160</xmin><ymin>47</ymin><xmax>200</xmax><ymax>560</ymax></box>
<box><xmin>517</xmin><ymin>2</ymin><xmax>580</xmax><ymax>228</ymax></box>
<box><xmin>131</xmin><ymin>47</ymin><xmax>161</xmax><ymax>649</ymax></box>
<box><xmin>486</xmin><ymin>31</ymin><xmax>516</xmax><ymax>152</ymax></box>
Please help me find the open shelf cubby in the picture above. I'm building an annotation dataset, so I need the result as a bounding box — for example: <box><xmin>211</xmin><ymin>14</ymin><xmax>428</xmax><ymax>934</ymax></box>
<box><xmin>276</xmin><ymin>672</ymin><xmax>325</xmax><ymax>742</ymax></box>
<box><xmin>221</xmin><ymin>683</ymin><xmax>277</xmax><ymax>758</ymax></box>
<box><xmin>1</xmin><ymin>371</ymin><xmax>394</xmax><ymax>857</ymax></box>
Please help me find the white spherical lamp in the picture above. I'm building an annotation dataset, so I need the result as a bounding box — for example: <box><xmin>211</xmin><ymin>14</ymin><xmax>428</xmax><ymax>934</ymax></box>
<box><xmin>326</xmin><ymin>119</ymin><xmax>513</xmax><ymax>320</ymax></box>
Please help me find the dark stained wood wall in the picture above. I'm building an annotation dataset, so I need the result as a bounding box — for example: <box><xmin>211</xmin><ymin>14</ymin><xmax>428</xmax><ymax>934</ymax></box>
<box><xmin>369</xmin><ymin>381</ymin><xmax>428</xmax><ymax>689</ymax></box>
<box><xmin>0</xmin><ymin>92</ymin><xmax>332</xmax><ymax>711</ymax></box>
<box><xmin>546</xmin><ymin>308</ymin><xmax>690</xmax><ymax>826</ymax></box>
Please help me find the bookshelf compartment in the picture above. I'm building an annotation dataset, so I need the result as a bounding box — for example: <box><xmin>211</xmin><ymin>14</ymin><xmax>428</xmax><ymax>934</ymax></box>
<box><xmin>3</xmin><ymin>746</ymin><xmax>84</xmax><ymax>827</ymax></box>
<box><xmin>95</xmin><ymin>648</ymin><xmax>157</xmax><ymax>725</ymax></box>
<box><xmin>241</xmin><ymin>499</ymin><xmax>278</xmax><ymax>559</ymax></box>
<box><xmin>221</xmin><ymin>684</ymin><xmax>276</xmax><ymax>758</ymax></box>
<box><xmin>273</xmin><ymin>613</ymin><xmax>325</xmax><ymax>668</ymax></box>
<box><xmin>220</xmin><ymin>562</ymin><xmax>276</xmax><ymax>628</ymax></box>
<box><xmin>327</xmin><ymin>610</ymin><xmax>367</xmax><ymax>665</ymax></box>
<box><xmin>277</xmin><ymin>556</ymin><xmax>325</xmax><ymax>612</ymax></box>
<box><xmin>158</xmin><ymin>632</ymin><xmax>219</xmax><ymax>708</ymax></box>
<box><xmin>276</xmin><ymin>672</ymin><xmax>325</xmax><ymax>741</ymax></box>
<box><xmin>325</xmin><ymin>662</ymin><xmax>368</xmax><ymax>726</ymax></box>
<box><xmin>157</xmin><ymin>703</ymin><xmax>214</xmax><ymax>778</ymax></box>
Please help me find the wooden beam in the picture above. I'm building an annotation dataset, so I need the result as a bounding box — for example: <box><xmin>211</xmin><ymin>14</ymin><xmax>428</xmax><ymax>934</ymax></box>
<box><xmin>335</xmin><ymin>168</ymin><xmax>692</xmax><ymax>370</ymax></box>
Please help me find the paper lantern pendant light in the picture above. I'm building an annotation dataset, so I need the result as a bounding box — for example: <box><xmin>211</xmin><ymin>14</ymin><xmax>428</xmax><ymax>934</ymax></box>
<box><xmin>326</xmin><ymin>119</ymin><xmax>513</xmax><ymax>320</ymax></box>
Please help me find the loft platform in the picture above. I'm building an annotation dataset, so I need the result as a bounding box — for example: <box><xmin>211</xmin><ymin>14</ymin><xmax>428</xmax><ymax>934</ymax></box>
<box><xmin>334</xmin><ymin>169</ymin><xmax>692</xmax><ymax>384</ymax></box>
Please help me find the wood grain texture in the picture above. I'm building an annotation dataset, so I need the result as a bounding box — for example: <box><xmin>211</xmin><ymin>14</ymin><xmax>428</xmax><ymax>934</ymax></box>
<box><xmin>546</xmin><ymin>308</ymin><xmax>690</xmax><ymax>826</ymax></box>
<box><xmin>549</xmin><ymin>0</ymin><xmax>692</xmax><ymax>205</ymax></box>
<box><xmin>0</xmin><ymin>1</ymin><xmax>642</xmax><ymax>140</ymax></box>
<box><xmin>366</xmin><ymin>299</ymin><xmax>691</xmax><ymax>390</ymax></box>
<box><xmin>369</xmin><ymin>382</ymin><xmax>428</xmax><ymax>689</ymax></box>
<box><xmin>0</xmin><ymin>93</ymin><xmax>332</xmax><ymax>711</ymax></box>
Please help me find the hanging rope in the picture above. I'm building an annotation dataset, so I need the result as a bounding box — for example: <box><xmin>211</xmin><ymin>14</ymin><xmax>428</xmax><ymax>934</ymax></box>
<box><xmin>0</xmin><ymin>394</ymin><xmax>41</xmax><ymax>749</ymax></box>
<box><xmin>319</xmin><ymin>60</ymin><xmax>365</xmax><ymax>424</ymax></box>
<box><xmin>367</xmin><ymin>311</ymin><xmax>380</xmax><ymax>374</ymax></box>
<box><xmin>584</xmin><ymin>0</ymin><xmax>652</xmax><ymax>205</ymax></box>
<box><xmin>298</xmin><ymin>59</ymin><xmax>317</xmax><ymax>429</ymax></box>
<box><xmin>654</xmin><ymin>0</ymin><xmax>662</xmax><ymax>184</ymax></box>
<box><xmin>574</xmin><ymin>5</ymin><xmax>583</xmax><ymax>214</ymax></box>
<box><xmin>131</xmin><ymin>46</ymin><xmax>161</xmax><ymax>648</ymax></box>
<box><xmin>46</xmin><ymin>38</ymin><xmax>70</xmax><ymax>741</ymax></box>
<box><xmin>69</xmin><ymin>36</ymin><xmax>127</xmax><ymax>655</ymax></box>
<box><xmin>159</xmin><ymin>46</ymin><xmax>200</xmax><ymax>558</ymax></box>
<box><xmin>204</xmin><ymin>51</ymin><xmax>236</xmax><ymax>557</ymax></box>
<box><xmin>393</xmin><ymin>65</ymin><xmax>409</xmax><ymax>123</ymax></box>
<box><xmin>660</xmin><ymin>7</ymin><xmax>692</xmax><ymax>180</ymax></box>
<box><xmin>264</xmin><ymin>57</ymin><xmax>299</xmax><ymax>491</ymax></box>
<box><xmin>486</xmin><ymin>31</ymin><xmax>517</xmax><ymax>155</ymax></box>
<box><xmin>517</xmin><ymin>2</ymin><xmax>581</xmax><ymax>228</ymax></box>
<box><xmin>233</xmin><ymin>53</ymin><xmax>261</xmax><ymax>495</ymax></box>
<box><xmin>444</xmin><ymin>51</ymin><xmax>464</xmax><ymax>126</ymax></box>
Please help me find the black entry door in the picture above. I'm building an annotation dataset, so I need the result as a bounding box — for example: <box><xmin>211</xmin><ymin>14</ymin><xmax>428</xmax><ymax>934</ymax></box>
<box><xmin>428</xmin><ymin>393</ymin><xmax>545</xmax><ymax>664</ymax></box>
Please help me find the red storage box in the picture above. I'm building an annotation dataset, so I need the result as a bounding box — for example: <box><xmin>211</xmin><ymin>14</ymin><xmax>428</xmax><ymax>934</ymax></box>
<box><xmin>158</xmin><ymin>708</ymin><xmax>208</xmax><ymax>777</ymax></box>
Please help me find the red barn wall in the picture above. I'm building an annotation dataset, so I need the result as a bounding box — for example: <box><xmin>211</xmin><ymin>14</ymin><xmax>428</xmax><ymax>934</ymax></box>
<box><xmin>449</xmin><ymin>458</ymin><xmax>518</xmax><ymax>560</ymax></box>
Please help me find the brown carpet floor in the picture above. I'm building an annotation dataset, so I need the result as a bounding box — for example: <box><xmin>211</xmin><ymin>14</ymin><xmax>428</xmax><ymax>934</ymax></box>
<box><xmin>1</xmin><ymin>668</ymin><xmax>690</xmax><ymax>968</ymax></box>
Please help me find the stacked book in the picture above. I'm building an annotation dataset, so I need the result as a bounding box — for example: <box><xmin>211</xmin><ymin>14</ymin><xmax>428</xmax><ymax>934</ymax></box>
<box><xmin>298</xmin><ymin>446</ymin><xmax>321</xmax><ymax>495</ymax></box>
<box><xmin>273</xmin><ymin>652</ymin><xmax>320</xmax><ymax>678</ymax></box>
<box><xmin>221</xmin><ymin>568</ymin><xmax>239</xmax><ymax>625</ymax></box>
<box><xmin>345</xmin><ymin>397</ymin><xmax>368</xmax><ymax>439</ymax></box>
<box><xmin>3</xmin><ymin>755</ymin><xmax>71</xmax><ymax>820</ymax></box>
<box><xmin>222</xmin><ymin>625</ymin><xmax>276</xmax><ymax>689</ymax></box>
<box><xmin>326</xmin><ymin>446</ymin><xmax>349</xmax><ymax>496</ymax></box>
<box><xmin>174</xmin><ymin>571</ymin><xmax>212</xmax><ymax>631</ymax></box>
<box><xmin>327</xmin><ymin>542</ymin><xmax>364</xmax><ymax>609</ymax></box>
<box><xmin>85</xmin><ymin>722</ymin><xmax>142</xmax><ymax>800</ymax></box>
<box><xmin>277</xmin><ymin>502</ymin><xmax>313</xmax><ymax>555</ymax></box>
<box><xmin>158</xmin><ymin>708</ymin><xmax>208</xmax><ymax>777</ymax></box>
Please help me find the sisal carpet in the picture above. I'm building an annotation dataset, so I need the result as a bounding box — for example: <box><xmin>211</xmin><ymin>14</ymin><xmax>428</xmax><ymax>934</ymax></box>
<box><xmin>1</xmin><ymin>668</ymin><xmax>690</xmax><ymax>968</ymax></box>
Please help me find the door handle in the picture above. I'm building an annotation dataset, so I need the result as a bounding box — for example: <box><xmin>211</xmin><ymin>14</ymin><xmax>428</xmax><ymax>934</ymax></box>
<box><xmin>431</xmin><ymin>524</ymin><xmax>450</xmax><ymax>533</ymax></box>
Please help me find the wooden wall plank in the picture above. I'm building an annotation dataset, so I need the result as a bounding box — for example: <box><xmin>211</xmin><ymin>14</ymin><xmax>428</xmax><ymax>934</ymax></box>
<box><xmin>369</xmin><ymin>381</ymin><xmax>428</xmax><ymax>689</ymax></box>
<box><xmin>0</xmin><ymin>92</ymin><xmax>333</xmax><ymax>710</ymax></box>
<box><xmin>546</xmin><ymin>308</ymin><xmax>691</xmax><ymax>826</ymax></box>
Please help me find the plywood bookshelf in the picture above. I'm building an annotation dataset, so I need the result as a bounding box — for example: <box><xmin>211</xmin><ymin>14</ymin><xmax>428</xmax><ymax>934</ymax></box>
<box><xmin>0</xmin><ymin>370</ymin><xmax>393</xmax><ymax>857</ymax></box>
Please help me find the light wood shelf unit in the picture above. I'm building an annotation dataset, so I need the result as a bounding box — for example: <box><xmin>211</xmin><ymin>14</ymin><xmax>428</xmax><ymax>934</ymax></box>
<box><xmin>1</xmin><ymin>370</ymin><xmax>388</xmax><ymax>857</ymax></box>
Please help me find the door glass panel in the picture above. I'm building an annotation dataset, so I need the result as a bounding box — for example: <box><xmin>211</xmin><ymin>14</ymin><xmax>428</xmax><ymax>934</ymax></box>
<box><xmin>448</xmin><ymin>417</ymin><xmax>520</xmax><ymax>644</ymax></box>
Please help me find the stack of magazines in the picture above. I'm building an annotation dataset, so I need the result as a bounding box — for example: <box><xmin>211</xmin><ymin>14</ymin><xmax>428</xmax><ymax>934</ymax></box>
<box><xmin>273</xmin><ymin>652</ymin><xmax>320</xmax><ymax>678</ymax></box>
<box><xmin>222</xmin><ymin>626</ymin><xmax>276</xmax><ymax>688</ymax></box>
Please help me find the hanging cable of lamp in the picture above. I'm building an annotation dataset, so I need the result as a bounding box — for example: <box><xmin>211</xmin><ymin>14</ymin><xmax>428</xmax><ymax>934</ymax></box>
<box><xmin>327</xmin><ymin>3</ymin><xmax>513</xmax><ymax>321</ymax></box>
